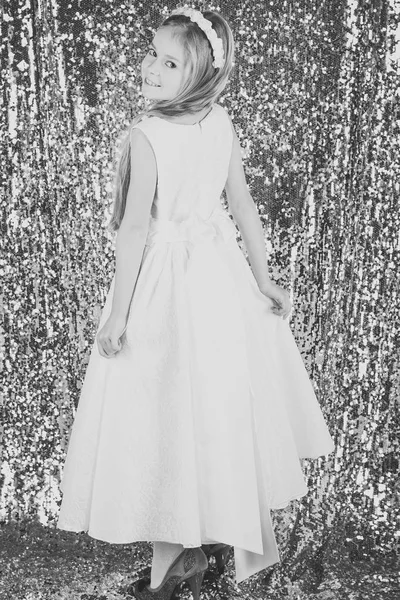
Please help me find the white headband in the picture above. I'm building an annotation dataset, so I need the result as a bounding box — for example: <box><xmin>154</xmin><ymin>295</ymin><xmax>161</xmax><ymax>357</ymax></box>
<box><xmin>170</xmin><ymin>7</ymin><xmax>225</xmax><ymax>69</ymax></box>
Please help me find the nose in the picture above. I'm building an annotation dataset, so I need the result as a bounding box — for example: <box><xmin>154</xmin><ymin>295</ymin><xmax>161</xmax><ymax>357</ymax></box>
<box><xmin>149</xmin><ymin>59</ymin><xmax>160</xmax><ymax>76</ymax></box>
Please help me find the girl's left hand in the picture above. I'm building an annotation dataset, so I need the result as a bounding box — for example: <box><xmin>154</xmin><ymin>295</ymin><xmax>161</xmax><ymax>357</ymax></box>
<box><xmin>258</xmin><ymin>280</ymin><xmax>292</xmax><ymax>319</ymax></box>
<box><xmin>97</xmin><ymin>314</ymin><xmax>127</xmax><ymax>358</ymax></box>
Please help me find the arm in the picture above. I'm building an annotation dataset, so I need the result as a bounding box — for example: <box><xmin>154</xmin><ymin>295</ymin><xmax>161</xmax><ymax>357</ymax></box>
<box><xmin>224</xmin><ymin>118</ymin><xmax>271</xmax><ymax>288</ymax></box>
<box><xmin>110</xmin><ymin>127</ymin><xmax>157</xmax><ymax>321</ymax></box>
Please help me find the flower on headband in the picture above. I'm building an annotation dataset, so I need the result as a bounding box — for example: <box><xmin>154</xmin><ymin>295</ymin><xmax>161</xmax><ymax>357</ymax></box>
<box><xmin>170</xmin><ymin>7</ymin><xmax>225</xmax><ymax>69</ymax></box>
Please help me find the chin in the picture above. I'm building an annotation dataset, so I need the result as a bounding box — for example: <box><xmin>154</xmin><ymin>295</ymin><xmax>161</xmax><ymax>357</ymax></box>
<box><xmin>143</xmin><ymin>91</ymin><xmax>155</xmax><ymax>99</ymax></box>
<box><xmin>142</xmin><ymin>84</ymin><xmax>161</xmax><ymax>99</ymax></box>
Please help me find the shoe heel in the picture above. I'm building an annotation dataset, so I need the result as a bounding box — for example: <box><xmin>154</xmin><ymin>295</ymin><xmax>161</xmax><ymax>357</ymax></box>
<box><xmin>186</xmin><ymin>568</ymin><xmax>206</xmax><ymax>600</ymax></box>
<box><xmin>214</xmin><ymin>546</ymin><xmax>230</xmax><ymax>574</ymax></box>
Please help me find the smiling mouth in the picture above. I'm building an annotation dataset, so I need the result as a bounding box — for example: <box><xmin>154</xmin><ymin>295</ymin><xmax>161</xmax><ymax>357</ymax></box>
<box><xmin>145</xmin><ymin>77</ymin><xmax>161</xmax><ymax>87</ymax></box>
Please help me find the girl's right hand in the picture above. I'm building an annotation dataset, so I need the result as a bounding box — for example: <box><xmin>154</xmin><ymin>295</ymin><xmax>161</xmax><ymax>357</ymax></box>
<box><xmin>258</xmin><ymin>279</ymin><xmax>292</xmax><ymax>319</ymax></box>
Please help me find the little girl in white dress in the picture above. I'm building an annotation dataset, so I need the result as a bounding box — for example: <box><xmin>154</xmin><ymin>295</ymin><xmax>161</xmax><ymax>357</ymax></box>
<box><xmin>56</xmin><ymin>6</ymin><xmax>335</xmax><ymax>600</ymax></box>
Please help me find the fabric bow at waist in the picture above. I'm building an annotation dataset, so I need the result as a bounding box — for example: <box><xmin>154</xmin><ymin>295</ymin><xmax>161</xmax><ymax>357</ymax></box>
<box><xmin>145</xmin><ymin>207</ymin><xmax>237</xmax><ymax>247</ymax></box>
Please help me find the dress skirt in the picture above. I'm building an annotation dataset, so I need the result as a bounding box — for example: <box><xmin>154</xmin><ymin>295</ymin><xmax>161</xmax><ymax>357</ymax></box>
<box><xmin>56</xmin><ymin>209</ymin><xmax>335</xmax><ymax>583</ymax></box>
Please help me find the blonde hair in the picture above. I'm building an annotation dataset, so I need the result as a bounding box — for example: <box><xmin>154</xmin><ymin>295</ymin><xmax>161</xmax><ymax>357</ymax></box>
<box><xmin>107</xmin><ymin>10</ymin><xmax>235</xmax><ymax>233</ymax></box>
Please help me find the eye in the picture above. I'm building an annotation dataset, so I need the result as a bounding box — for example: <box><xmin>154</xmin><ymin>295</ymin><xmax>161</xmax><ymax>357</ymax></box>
<box><xmin>147</xmin><ymin>47</ymin><xmax>176</xmax><ymax>69</ymax></box>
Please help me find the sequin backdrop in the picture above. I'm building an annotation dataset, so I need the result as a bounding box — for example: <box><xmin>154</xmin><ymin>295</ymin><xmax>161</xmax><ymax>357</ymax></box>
<box><xmin>1</xmin><ymin>0</ymin><xmax>399</xmax><ymax>573</ymax></box>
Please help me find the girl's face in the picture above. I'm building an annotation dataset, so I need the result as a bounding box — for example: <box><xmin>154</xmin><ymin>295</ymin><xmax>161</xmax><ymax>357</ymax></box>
<box><xmin>141</xmin><ymin>28</ymin><xmax>189</xmax><ymax>101</ymax></box>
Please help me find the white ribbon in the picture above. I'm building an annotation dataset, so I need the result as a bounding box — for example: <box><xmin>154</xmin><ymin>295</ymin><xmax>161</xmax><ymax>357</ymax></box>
<box><xmin>145</xmin><ymin>207</ymin><xmax>236</xmax><ymax>247</ymax></box>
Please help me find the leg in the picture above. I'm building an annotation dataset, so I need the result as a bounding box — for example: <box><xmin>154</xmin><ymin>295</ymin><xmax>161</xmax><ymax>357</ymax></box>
<box><xmin>150</xmin><ymin>541</ymin><xmax>184</xmax><ymax>589</ymax></box>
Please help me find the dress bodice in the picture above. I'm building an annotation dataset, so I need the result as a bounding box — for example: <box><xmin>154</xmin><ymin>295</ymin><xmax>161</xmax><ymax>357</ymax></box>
<box><xmin>131</xmin><ymin>103</ymin><xmax>233</xmax><ymax>226</ymax></box>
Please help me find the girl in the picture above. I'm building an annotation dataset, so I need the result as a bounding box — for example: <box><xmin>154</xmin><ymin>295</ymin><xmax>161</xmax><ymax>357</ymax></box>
<box><xmin>56</xmin><ymin>6</ymin><xmax>335</xmax><ymax>600</ymax></box>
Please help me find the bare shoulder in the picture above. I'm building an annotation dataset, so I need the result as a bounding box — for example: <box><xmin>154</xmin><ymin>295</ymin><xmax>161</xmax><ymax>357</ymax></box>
<box><xmin>130</xmin><ymin>125</ymin><xmax>153</xmax><ymax>149</ymax></box>
<box><xmin>119</xmin><ymin>126</ymin><xmax>157</xmax><ymax>231</ymax></box>
<box><xmin>129</xmin><ymin>127</ymin><xmax>157</xmax><ymax>174</ymax></box>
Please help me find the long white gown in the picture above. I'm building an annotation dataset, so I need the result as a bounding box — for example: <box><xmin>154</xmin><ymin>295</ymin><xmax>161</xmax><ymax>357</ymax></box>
<box><xmin>56</xmin><ymin>103</ymin><xmax>335</xmax><ymax>584</ymax></box>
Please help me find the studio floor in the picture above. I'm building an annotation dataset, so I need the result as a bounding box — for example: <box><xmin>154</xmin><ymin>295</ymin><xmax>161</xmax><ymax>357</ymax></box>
<box><xmin>0</xmin><ymin>517</ymin><xmax>398</xmax><ymax>600</ymax></box>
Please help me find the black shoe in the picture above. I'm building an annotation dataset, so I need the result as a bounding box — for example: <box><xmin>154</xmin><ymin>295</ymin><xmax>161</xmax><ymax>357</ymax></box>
<box><xmin>127</xmin><ymin>546</ymin><xmax>208</xmax><ymax>600</ymax></box>
<box><xmin>201</xmin><ymin>544</ymin><xmax>232</xmax><ymax>574</ymax></box>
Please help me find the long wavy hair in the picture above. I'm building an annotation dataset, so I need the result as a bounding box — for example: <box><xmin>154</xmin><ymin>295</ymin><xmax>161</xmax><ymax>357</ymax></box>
<box><xmin>107</xmin><ymin>10</ymin><xmax>235</xmax><ymax>233</ymax></box>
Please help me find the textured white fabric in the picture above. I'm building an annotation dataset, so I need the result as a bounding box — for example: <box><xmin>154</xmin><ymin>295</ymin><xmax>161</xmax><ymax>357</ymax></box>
<box><xmin>56</xmin><ymin>104</ymin><xmax>335</xmax><ymax>583</ymax></box>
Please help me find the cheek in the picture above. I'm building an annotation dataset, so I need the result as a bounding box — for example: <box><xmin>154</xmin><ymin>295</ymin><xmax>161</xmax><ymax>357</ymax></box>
<box><xmin>178</xmin><ymin>66</ymin><xmax>189</xmax><ymax>85</ymax></box>
<box><xmin>141</xmin><ymin>55</ymin><xmax>151</xmax><ymax>71</ymax></box>
<box><xmin>175</xmin><ymin>70</ymin><xmax>187</xmax><ymax>91</ymax></box>
<box><xmin>172</xmin><ymin>69</ymin><xmax>185</xmax><ymax>84</ymax></box>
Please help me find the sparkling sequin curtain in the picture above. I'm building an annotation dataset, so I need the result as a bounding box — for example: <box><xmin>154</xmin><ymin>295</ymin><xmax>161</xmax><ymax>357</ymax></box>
<box><xmin>1</xmin><ymin>0</ymin><xmax>399</xmax><ymax>578</ymax></box>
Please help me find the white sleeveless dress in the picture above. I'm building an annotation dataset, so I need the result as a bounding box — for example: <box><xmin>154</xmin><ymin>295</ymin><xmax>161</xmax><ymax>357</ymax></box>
<box><xmin>56</xmin><ymin>103</ymin><xmax>335</xmax><ymax>583</ymax></box>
